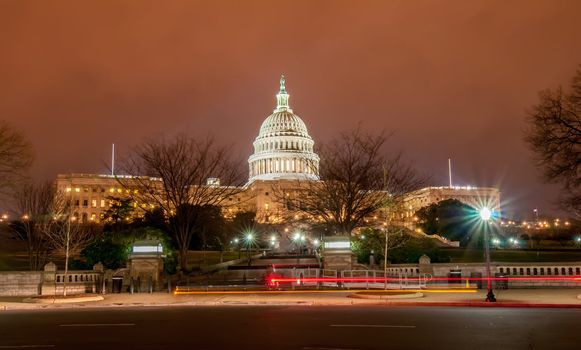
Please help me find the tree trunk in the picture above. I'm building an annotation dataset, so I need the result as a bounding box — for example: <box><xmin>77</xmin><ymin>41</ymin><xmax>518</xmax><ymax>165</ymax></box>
<box><xmin>179</xmin><ymin>247</ymin><xmax>188</xmax><ymax>272</ymax></box>
<box><xmin>63</xmin><ymin>219</ymin><xmax>71</xmax><ymax>297</ymax></box>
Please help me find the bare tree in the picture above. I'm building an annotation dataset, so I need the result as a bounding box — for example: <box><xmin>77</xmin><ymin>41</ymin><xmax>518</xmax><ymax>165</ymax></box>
<box><xmin>11</xmin><ymin>181</ymin><xmax>92</xmax><ymax>294</ymax></box>
<box><xmin>117</xmin><ymin>135</ymin><xmax>245</xmax><ymax>271</ymax></box>
<box><xmin>0</xmin><ymin>121</ymin><xmax>33</xmax><ymax>195</ymax></box>
<box><xmin>524</xmin><ymin>66</ymin><xmax>581</xmax><ymax>216</ymax></box>
<box><xmin>354</xmin><ymin>226</ymin><xmax>410</xmax><ymax>265</ymax></box>
<box><xmin>281</xmin><ymin>127</ymin><xmax>424</xmax><ymax>236</ymax></box>
<box><xmin>43</xmin><ymin>193</ymin><xmax>92</xmax><ymax>296</ymax></box>
<box><xmin>10</xmin><ymin>181</ymin><xmax>55</xmax><ymax>270</ymax></box>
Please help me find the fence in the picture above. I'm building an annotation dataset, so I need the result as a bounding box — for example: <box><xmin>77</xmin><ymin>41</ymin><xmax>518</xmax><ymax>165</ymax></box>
<box><xmin>340</xmin><ymin>270</ymin><xmax>430</xmax><ymax>290</ymax></box>
<box><xmin>48</xmin><ymin>271</ymin><xmax>104</xmax><ymax>295</ymax></box>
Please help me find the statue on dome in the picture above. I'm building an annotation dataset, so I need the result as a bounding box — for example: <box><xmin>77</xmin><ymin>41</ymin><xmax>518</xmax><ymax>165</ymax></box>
<box><xmin>279</xmin><ymin>74</ymin><xmax>286</xmax><ymax>93</ymax></box>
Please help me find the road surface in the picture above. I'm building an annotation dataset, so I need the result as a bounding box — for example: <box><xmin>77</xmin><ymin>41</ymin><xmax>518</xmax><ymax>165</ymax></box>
<box><xmin>1</xmin><ymin>305</ymin><xmax>580</xmax><ymax>349</ymax></box>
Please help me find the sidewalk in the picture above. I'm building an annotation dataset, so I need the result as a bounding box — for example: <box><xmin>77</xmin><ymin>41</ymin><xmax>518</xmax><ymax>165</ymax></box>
<box><xmin>2</xmin><ymin>288</ymin><xmax>581</xmax><ymax>311</ymax></box>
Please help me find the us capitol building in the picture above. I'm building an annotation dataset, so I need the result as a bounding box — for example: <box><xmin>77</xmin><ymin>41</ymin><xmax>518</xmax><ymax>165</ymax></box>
<box><xmin>55</xmin><ymin>76</ymin><xmax>500</xmax><ymax>226</ymax></box>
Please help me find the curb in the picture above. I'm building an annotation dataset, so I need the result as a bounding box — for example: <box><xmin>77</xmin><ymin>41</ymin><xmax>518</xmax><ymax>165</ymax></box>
<box><xmin>22</xmin><ymin>295</ymin><xmax>105</xmax><ymax>304</ymax></box>
<box><xmin>377</xmin><ymin>301</ymin><xmax>581</xmax><ymax>309</ymax></box>
<box><xmin>348</xmin><ymin>292</ymin><xmax>424</xmax><ymax>300</ymax></box>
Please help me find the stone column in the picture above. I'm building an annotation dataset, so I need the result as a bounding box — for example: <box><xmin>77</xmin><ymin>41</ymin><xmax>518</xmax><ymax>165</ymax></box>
<box><xmin>419</xmin><ymin>254</ymin><xmax>433</xmax><ymax>275</ymax></box>
<box><xmin>41</xmin><ymin>262</ymin><xmax>57</xmax><ymax>296</ymax></box>
<box><xmin>93</xmin><ymin>262</ymin><xmax>104</xmax><ymax>293</ymax></box>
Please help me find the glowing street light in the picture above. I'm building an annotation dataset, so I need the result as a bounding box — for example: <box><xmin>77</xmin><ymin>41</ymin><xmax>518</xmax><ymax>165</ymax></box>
<box><xmin>244</xmin><ymin>232</ymin><xmax>255</xmax><ymax>264</ymax></box>
<box><xmin>233</xmin><ymin>237</ymin><xmax>241</xmax><ymax>258</ymax></box>
<box><xmin>479</xmin><ymin>207</ymin><xmax>492</xmax><ymax>221</ymax></box>
<box><xmin>293</xmin><ymin>232</ymin><xmax>305</xmax><ymax>254</ymax></box>
<box><xmin>479</xmin><ymin>206</ymin><xmax>496</xmax><ymax>302</ymax></box>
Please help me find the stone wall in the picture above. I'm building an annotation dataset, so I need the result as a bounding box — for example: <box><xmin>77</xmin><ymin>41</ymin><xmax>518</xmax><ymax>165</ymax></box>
<box><xmin>386</xmin><ymin>257</ymin><xmax>581</xmax><ymax>288</ymax></box>
<box><xmin>0</xmin><ymin>262</ymin><xmax>104</xmax><ymax>297</ymax></box>
<box><xmin>0</xmin><ymin>271</ymin><xmax>42</xmax><ymax>296</ymax></box>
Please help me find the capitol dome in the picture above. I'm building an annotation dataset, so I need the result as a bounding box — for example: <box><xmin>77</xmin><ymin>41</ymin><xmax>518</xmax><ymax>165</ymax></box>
<box><xmin>248</xmin><ymin>75</ymin><xmax>320</xmax><ymax>182</ymax></box>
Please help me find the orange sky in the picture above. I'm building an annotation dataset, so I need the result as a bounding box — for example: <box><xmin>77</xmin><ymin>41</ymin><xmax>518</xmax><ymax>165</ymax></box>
<box><xmin>1</xmin><ymin>0</ymin><xmax>580</xmax><ymax>217</ymax></box>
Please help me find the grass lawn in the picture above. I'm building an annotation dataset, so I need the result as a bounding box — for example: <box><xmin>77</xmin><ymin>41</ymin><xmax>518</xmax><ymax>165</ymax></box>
<box><xmin>186</xmin><ymin>250</ymin><xmax>241</xmax><ymax>270</ymax></box>
<box><xmin>439</xmin><ymin>247</ymin><xmax>581</xmax><ymax>263</ymax></box>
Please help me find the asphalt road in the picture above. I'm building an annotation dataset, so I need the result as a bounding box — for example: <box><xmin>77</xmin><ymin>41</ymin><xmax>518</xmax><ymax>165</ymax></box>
<box><xmin>1</xmin><ymin>305</ymin><xmax>580</xmax><ymax>350</ymax></box>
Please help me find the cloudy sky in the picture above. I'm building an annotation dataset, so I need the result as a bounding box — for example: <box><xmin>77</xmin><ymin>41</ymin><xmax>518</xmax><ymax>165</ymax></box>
<box><xmin>1</xmin><ymin>0</ymin><xmax>580</xmax><ymax>218</ymax></box>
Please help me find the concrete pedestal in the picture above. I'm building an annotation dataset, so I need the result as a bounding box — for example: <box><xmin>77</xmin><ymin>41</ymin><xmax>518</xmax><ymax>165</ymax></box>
<box><xmin>322</xmin><ymin>236</ymin><xmax>353</xmax><ymax>272</ymax></box>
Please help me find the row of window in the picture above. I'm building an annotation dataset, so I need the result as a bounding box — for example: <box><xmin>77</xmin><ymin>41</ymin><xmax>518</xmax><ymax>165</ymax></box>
<box><xmin>65</xmin><ymin>187</ymin><xmax>138</xmax><ymax>194</ymax></box>
<box><xmin>74</xmin><ymin>199</ymin><xmax>107</xmax><ymax>208</ymax></box>
<box><xmin>73</xmin><ymin>212</ymin><xmax>103</xmax><ymax>222</ymax></box>
<box><xmin>251</xmin><ymin>158</ymin><xmax>317</xmax><ymax>175</ymax></box>
<box><xmin>256</xmin><ymin>139</ymin><xmax>312</xmax><ymax>153</ymax></box>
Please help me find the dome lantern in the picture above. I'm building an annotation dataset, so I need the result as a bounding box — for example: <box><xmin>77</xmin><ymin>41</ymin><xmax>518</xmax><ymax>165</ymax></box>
<box><xmin>275</xmin><ymin>74</ymin><xmax>291</xmax><ymax>113</ymax></box>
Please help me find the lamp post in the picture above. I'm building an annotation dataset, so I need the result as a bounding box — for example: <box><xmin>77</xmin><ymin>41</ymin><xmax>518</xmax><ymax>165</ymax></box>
<box><xmin>245</xmin><ymin>233</ymin><xmax>254</xmax><ymax>265</ymax></box>
<box><xmin>384</xmin><ymin>225</ymin><xmax>389</xmax><ymax>290</ymax></box>
<box><xmin>293</xmin><ymin>232</ymin><xmax>306</xmax><ymax>264</ymax></box>
<box><xmin>480</xmin><ymin>207</ymin><xmax>496</xmax><ymax>302</ymax></box>
<box><xmin>233</xmin><ymin>238</ymin><xmax>241</xmax><ymax>259</ymax></box>
<box><xmin>293</xmin><ymin>232</ymin><xmax>305</xmax><ymax>254</ymax></box>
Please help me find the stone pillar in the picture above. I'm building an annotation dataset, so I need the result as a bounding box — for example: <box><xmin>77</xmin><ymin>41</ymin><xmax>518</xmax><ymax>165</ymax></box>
<box><xmin>41</xmin><ymin>262</ymin><xmax>57</xmax><ymax>296</ymax></box>
<box><xmin>93</xmin><ymin>262</ymin><xmax>104</xmax><ymax>294</ymax></box>
<box><xmin>419</xmin><ymin>254</ymin><xmax>433</xmax><ymax>275</ymax></box>
<box><xmin>322</xmin><ymin>236</ymin><xmax>353</xmax><ymax>272</ymax></box>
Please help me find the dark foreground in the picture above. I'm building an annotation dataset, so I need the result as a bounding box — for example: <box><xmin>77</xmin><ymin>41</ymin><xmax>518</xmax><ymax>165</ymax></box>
<box><xmin>1</xmin><ymin>305</ymin><xmax>580</xmax><ymax>349</ymax></box>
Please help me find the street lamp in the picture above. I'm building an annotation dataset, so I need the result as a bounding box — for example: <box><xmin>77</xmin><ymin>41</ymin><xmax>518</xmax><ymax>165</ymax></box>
<box><xmin>479</xmin><ymin>207</ymin><xmax>496</xmax><ymax>302</ymax></box>
<box><xmin>245</xmin><ymin>233</ymin><xmax>254</xmax><ymax>265</ymax></box>
<box><xmin>233</xmin><ymin>238</ymin><xmax>241</xmax><ymax>259</ymax></box>
<box><xmin>292</xmin><ymin>232</ymin><xmax>307</xmax><ymax>255</ymax></box>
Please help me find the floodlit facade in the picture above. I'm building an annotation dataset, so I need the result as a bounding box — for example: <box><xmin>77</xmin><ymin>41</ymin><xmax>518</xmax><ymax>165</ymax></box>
<box><xmin>248</xmin><ymin>75</ymin><xmax>319</xmax><ymax>183</ymax></box>
<box><xmin>55</xmin><ymin>173</ymin><xmax>130</xmax><ymax>222</ymax></box>
<box><xmin>402</xmin><ymin>186</ymin><xmax>502</xmax><ymax>222</ymax></box>
<box><xmin>54</xmin><ymin>76</ymin><xmax>501</xmax><ymax>226</ymax></box>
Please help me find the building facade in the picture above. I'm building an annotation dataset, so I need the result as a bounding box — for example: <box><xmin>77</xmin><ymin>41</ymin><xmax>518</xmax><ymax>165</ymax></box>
<box><xmin>248</xmin><ymin>75</ymin><xmax>319</xmax><ymax>182</ymax></box>
<box><xmin>54</xmin><ymin>77</ymin><xmax>501</xmax><ymax>226</ymax></box>
<box><xmin>402</xmin><ymin>186</ymin><xmax>501</xmax><ymax>223</ymax></box>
